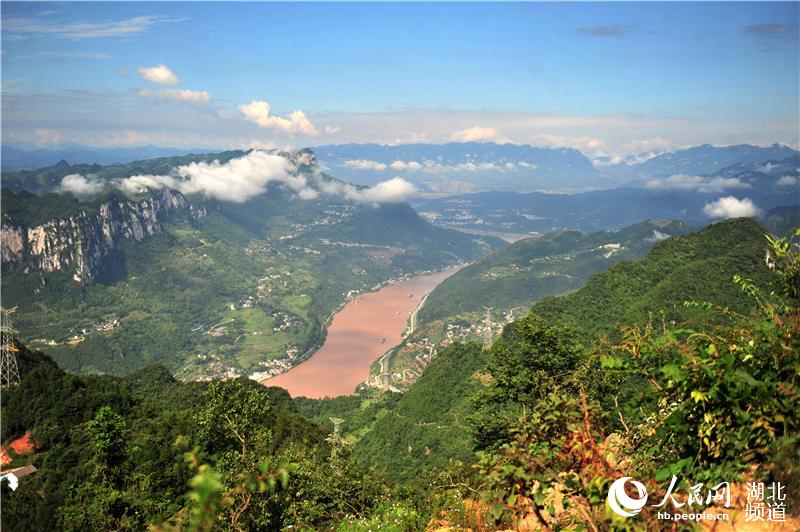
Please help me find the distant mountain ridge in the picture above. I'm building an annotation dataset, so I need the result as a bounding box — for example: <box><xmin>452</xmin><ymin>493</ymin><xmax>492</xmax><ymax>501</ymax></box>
<box><xmin>607</xmin><ymin>143</ymin><xmax>798</xmax><ymax>180</ymax></box>
<box><xmin>5</xmin><ymin>142</ymin><xmax>797</xmax><ymax>192</ymax></box>
<box><xmin>413</xmin><ymin>154</ymin><xmax>798</xmax><ymax>233</ymax></box>
<box><xmin>312</xmin><ymin>141</ymin><xmax>798</xmax><ymax>191</ymax></box>
<box><xmin>1</xmin><ymin>144</ymin><xmax>206</xmax><ymax>171</ymax></box>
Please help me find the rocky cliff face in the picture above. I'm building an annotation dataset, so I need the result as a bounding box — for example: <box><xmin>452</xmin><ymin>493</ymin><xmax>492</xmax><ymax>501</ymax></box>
<box><xmin>2</xmin><ymin>189</ymin><xmax>205</xmax><ymax>283</ymax></box>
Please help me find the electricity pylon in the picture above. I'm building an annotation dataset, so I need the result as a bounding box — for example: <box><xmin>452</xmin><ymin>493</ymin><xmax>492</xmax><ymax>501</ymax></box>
<box><xmin>482</xmin><ymin>306</ymin><xmax>493</xmax><ymax>351</ymax></box>
<box><xmin>1</xmin><ymin>307</ymin><xmax>21</xmax><ymax>388</ymax></box>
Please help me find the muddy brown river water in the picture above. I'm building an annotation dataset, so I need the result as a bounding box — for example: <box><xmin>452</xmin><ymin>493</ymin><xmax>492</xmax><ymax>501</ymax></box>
<box><xmin>262</xmin><ymin>267</ymin><xmax>458</xmax><ymax>398</ymax></box>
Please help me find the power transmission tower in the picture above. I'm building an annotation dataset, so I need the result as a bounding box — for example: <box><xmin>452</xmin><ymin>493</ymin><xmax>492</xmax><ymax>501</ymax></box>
<box><xmin>482</xmin><ymin>306</ymin><xmax>493</xmax><ymax>351</ymax></box>
<box><xmin>326</xmin><ymin>417</ymin><xmax>346</xmax><ymax>468</ymax></box>
<box><xmin>1</xmin><ymin>307</ymin><xmax>21</xmax><ymax>388</ymax></box>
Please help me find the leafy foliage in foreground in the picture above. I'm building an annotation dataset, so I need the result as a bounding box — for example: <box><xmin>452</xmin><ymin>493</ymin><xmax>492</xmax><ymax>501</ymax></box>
<box><xmin>0</xmin><ymin>352</ymin><xmax>389</xmax><ymax>531</ymax></box>
<box><xmin>472</xmin><ymin>228</ymin><xmax>800</xmax><ymax>529</ymax></box>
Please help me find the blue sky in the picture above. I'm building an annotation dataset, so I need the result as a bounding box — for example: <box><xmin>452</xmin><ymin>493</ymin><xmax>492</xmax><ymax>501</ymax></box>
<box><xmin>2</xmin><ymin>2</ymin><xmax>798</xmax><ymax>158</ymax></box>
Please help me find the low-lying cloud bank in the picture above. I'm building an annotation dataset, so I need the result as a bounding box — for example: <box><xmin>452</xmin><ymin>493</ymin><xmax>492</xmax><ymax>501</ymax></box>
<box><xmin>646</xmin><ymin>174</ymin><xmax>751</xmax><ymax>194</ymax></box>
<box><xmin>60</xmin><ymin>173</ymin><xmax>105</xmax><ymax>195</ymax></box>
<box><xmin>340</xmin><ymin>158</ymin><xmax>537</xmax><ymax>174</ymax></box>
<box><xmin>703</xmin><ymin>196</ymin><xmax>761</xmax><ymax>219</ymax></box>
<box><xmin>60</xmin><ymin>150</ymin><xmax>416</xmax><ymax>204</ymax></box>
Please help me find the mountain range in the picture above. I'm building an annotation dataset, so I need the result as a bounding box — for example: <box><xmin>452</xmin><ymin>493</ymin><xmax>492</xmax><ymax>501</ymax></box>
<box><xmin>5</xmin><ymin>142</ymin><xmax>797</xmax><ymax>193</ymax></box>
<box><xmin>1</xmin><ymin>150</ymin><xmax>499</xmax><ymax>379</ymax></box>
<box><xmin>413</xmin><ymin>154</ymin><xmax>799</xmax><ymax>233</ymax></box>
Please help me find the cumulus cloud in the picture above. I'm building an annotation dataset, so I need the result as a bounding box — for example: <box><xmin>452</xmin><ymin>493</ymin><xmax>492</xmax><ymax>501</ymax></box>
<box><xmin>176</xmin><ymin>151</ymin><xmax>305</xmax><ymax>202</ymax></box>
<box><xmin>239</xmin><ymin>100</ymin><xmax>318</xmax><ymax>136</ymax></box>
<box><xmin>324</xmin><ymin>125</ymin><xmax>342</xmax><ymax>135</ymax></box>
<box><xmin>118</xmin><ymin>174</ymin><xmax>179</xmax><ymax>194</ymax></box>
<box><xmin>343</xmin><ymin>159</ymin><xmax>387</xmax><ymax>171</ymax></box>
<box><xmin>703</xmin><ymin>196</ymin><xmax>761</xmax><ymax>219</ymax></box>
<box><xmin>645</xmin><ymin>174</ymin><xmax>751</xmax><ymax>193</ymax></box>
<box><xmin>389</xmin><ymin>160</ymin><xmax>423</xmax><ymax>171</ymax></box>
<box><xmin>116</xmin><ymin>151</ymin><xmax>302</xmax><ymax>202</ymax></box>
<box><xmin>136</xmin><ymin>88</ymin><xmax>212</xmax><ymax>104</ymax></box>
<box><xmin>60</xmin><ymin>173</ymin><xmax>104</xmax><ymax>195</ymax></box>
<box><xmin>320</xmin><ymin>176</ymin><xmax>417</xmax><ymax>204</ymax></box>
<box><xmin>115</xmin><ymin>150</ymin><xmax>414</xmax><ymax>205</ymax></box>
<box><xmin>355</xmin><ymin>177</ymin><xmax>416</xmax><ymax>203</ymax></box>
<box><xmin>137</xmin><ymin>64</ymin><xmax>180</xmax><ymax>85</ymax></box>
<box><xmin>450</xmin><ymin>126</ymin><xmax>500</xmax><ymax>142</ymax></box>
<box><xmin>777</xmin><ymin>175</ymin><xmax>799</xmax><ymax>186</ymax></box>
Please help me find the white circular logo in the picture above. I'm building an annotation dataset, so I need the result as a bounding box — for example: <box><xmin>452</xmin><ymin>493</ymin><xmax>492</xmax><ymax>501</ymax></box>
<box><xmin>607</xmin><ymin>477</ymin><xmax>648</xmax><ymax>518</ymax></box>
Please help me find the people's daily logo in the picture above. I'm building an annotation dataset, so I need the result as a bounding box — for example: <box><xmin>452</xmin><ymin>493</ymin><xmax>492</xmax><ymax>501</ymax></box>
<box><xmin>607</xmin><ymin>477</ymin><xmax>649</xmax><ymax>517</ymax></box>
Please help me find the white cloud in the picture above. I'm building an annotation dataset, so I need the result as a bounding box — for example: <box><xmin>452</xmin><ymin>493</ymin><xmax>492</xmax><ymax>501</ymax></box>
<box><xmin>450</xmin><ymin>126</ymin><xmax>500</xmax><ymax>142</ymax></box>
<box><xmin>176</xmin><ymin>151</ymin><xmax>305</xmax><ymax>202</ymax></box>
<box><xmin>321</xmin><ymin>176</ymin><xmax>417</xmax><ymax>204</ymax></box>
<box><xmin>3</xmin><ymin>15</ymin><xmax>181</xmax><ymax>40</ymax></box>
<box><xmin>118</xmin><ymin>174</ymin><xmax>179</xmax><ymax>194</ymax></box>
<box><xmin>60</xmin><ymin>173</ymin><xmax>104</xmax><ymax>195</ymax></box>
<box><xmin>111</xmin><ymin>151</ymin><xmax>416</xmax><ymax>205</ymax></box>
<box><xmin>136</xmin><ymin>88</ymin><xmax>211</xmax><ymax>104</ymax></box>
<box><xmin>116</xmin><ymin>150</ymin><xmax>302</xmax><ymax>202</ymax></box>
<box><xmin>343</xmin><ymin>159</ymin><xmax>387</xmax><ymax>171</ymax></box>
<box><xmin>776</xmin><ymin>175</ymin><xmax>799</xmax><ymax>186</ymax></box>
<box><xmin>703</xmin><ymin>196</ymin><xmax>761</xmax><ymax>219</ymax></box>
<box><xmin>389</xmin><ymin>160</ymin><xmax>423</xmax><ymax>171</ymax></box>
<box><xmin>238</xmin><ymin>100</ymin><xmax>318</xmax><ymax>136</ymax></box>
<box><xmin>137</xmin><ymin>64</ymin><xmax>180</xmax><ymax>85</ymax></box>
<box><xmin>621</xmin><ymin>136</ymin><xmax>675</xmax><ymax>155</ymax></box>
<box><xmin>645</xmin><ymin>230</ymin><xmax>671</xmax><ymax>242</ymax></box>
<box><xmin>354</xmin><ymin>177</ymin><xmax>416</xmax><ymax>203</ymax></box>
<box><xmin>645</xmin><ymin>174</ymin><xmax>751</xmax><ymax>193</ymax></box>
<box><xmin>35</xmin><ymin>128</ymin><xmax>62</xmax><ymax>146</ymax></box>
<box><xmin>324</xmin><ymin>125</ymin><xmax>342</xmax><ymax>135</ymax></box>
<box><xmin>530</xmin><ymin>133</ymin><xmax>605</xmax><ymax>153</ymax></box>
<box><xmin>296</xmin><ymin>187</ymin><xmax>320</xmax><ymax>200</ymax></box>
<box><xmin>391</xmin><ymin>131</ymin><xmax>428</xmax><ymax>145</ymax></box>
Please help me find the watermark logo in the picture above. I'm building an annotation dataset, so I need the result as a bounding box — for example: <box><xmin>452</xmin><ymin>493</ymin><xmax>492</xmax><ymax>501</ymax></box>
<box><xmin>607</xmin><ymin>477</ymin><xmax>648</xmax><ymax>517</ymax></box>
<box><xmin>606</xmin><ymin>475</ymin><xmax>787</xmax><ymax>523</ymax></box>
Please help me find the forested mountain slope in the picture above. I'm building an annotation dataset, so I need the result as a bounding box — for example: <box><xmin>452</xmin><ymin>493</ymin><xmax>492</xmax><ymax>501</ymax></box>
<box><xmin>1</xmin><ymin>151</ymin><xmax>498</xmax><ymax>378</ymax></box>
<box><xmin>419</xmin><ymin>220</ymin><xmax>688</xmax><ymax>324</ymax></box>
<box><xmin>533</xmin><ymin>217</ymin><xmax>773</xmax><ymax>338</ymax></box>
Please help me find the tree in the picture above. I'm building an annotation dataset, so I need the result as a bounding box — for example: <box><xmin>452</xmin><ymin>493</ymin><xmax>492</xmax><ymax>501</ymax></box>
<box><xmin>85</xmin><ymin>405</ymin><xmax>130</xmax><ymax>483</ymax></box>
<box><xmin>470</xmin><ymin>313</ymin><xmax>582</xmax><ymax>450</ymax></box>
<box><xmin>194</xmin><ymin>379</ymin><xmax>273</xmax><ymax>458</ymax></box>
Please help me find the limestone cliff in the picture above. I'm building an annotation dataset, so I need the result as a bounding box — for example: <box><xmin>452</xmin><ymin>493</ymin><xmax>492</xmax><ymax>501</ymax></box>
<box><xmin>1</xmin><ymin>189</ymin><xmax>205</xmax><ymax>283</ymax></box>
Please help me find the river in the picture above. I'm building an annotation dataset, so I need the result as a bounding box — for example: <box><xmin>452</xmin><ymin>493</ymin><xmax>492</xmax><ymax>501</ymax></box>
<box><xmin>261</xmin><ymin>267</ymin><xmax>459</xmax><ymax>398</ymax></box>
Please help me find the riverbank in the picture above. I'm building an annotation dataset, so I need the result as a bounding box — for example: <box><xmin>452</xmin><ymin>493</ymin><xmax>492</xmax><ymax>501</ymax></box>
<box><xmin>261</xmin><ymin>267</ymin><xmax>459</xmax><ymax>398</ymax></box>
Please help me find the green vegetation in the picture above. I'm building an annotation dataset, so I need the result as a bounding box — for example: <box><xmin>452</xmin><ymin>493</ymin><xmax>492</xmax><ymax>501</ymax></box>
<box><xmin>471</xmin><ymin>228</ymin><xmax>799</xmax><ymax>529</ymax></box>
<box><xmin>534</xmin><ymin>217</ymin><xmax>773</xmax><ymax>339</ymax></box>
<box><xmin>420</xmin><ymin>220</ymin><xmax>688</xmax><ymax>324</ymax></box>
<box><xmin>355</xmin><ymin>343</ymin><xmax>488</xmax><ymax>482</ymax></box>
<box><xmin>3</xmin><ymin>178</ymin><xmax>496</xmax><ymax>379</ymax></box>
<box><xmin>3</xmin><ymin>217</ymin><xmax>796</xmax><ymax>529</ymax></box>
<box><xmin>380</xmin><ymin>220</ymin><xmax>688</xmax><ymax>385</ymax></box>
